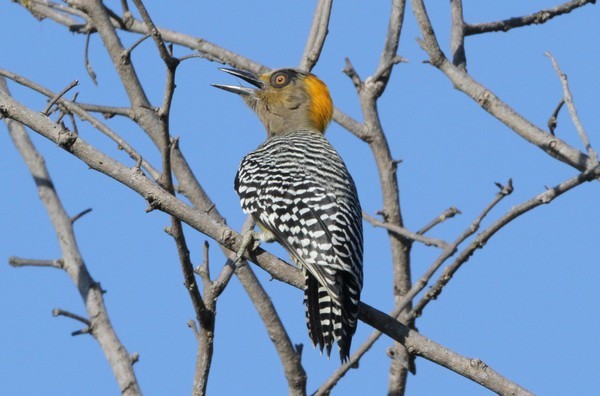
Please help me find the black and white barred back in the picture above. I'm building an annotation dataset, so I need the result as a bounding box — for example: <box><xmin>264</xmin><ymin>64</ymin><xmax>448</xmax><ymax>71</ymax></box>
<box><xmin>235</xmin><ymin>129</ymin><xmax>363</xmax><ymax>362</ymax></box>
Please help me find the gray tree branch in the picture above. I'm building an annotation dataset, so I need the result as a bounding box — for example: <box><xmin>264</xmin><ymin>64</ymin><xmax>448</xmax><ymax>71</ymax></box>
<box><xmin>1</xmin><ymin>77</ymin><xmax>141</xmax><ymax>396</ymax></box>
<box><xmin>299</xmin><ymin>0</ymin><xmax>333</xmax><ymax>72</ymax></box>
<box><xmin>0</xmin><ymin>85</ymin><xmax>531</xmax><ymax>395</ymax></box>
<box><xmin>411</xmin><ymin>0</ymin><xmax>595</xmax><ymax>172</ymax></box>
<box><xmin>464</xmin><ymin>0</ymin><xmax>596</xmax><ymax>36</ymax></box>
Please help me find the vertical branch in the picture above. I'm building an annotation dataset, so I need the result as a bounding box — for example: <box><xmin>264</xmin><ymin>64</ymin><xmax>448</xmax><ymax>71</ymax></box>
<box><xmin>356</xmin><ymin>1</ymin><xmax>412</xmax><ymax>393</ymax></box>
<box><xmin>191</xmin><ymin>242</ymin><xmax>217</xmax><ymax>396</ymax></box>
<box><xmin>340</xmin><ymin>0</ymin><xmax>411</xmax><ymax>392</ymax></box>
<box><xmin>341</xmin><ymin>0</ymin><xmax>410</xmax><ymax>392</ymax></box>
<box><xmin>299</xmin><ymin>0</ymin><xmax>333</xmax><ymax>72</ymax></box>
<box><xmin>450</xmin><ymin>0</ymin><xmax>466</xmax><ymax>69</ymax></box>
<box><xmin>1</xmin><ymin>78</ymin><xmax>141</xmax><ymax>395</ymax></box>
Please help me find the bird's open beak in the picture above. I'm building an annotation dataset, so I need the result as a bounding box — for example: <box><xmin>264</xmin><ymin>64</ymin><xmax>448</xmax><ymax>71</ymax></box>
<box><xmin>212</xmin><ymin>68</ymin><xmax>263</xmax><ymax>95</ymax></box>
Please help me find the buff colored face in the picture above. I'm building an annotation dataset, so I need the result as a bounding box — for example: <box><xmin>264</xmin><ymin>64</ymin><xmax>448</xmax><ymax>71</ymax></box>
<box><xmin>243</xmin><ymin>69</ymin><xmax>333</xmax><ymax>136</ymax></box>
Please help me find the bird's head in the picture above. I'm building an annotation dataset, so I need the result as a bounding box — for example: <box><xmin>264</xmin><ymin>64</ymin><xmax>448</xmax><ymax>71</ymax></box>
<box><xmin>213</xmin><ymin>67</ymin><xmax>333</xmax><ymax>136</ymax></box>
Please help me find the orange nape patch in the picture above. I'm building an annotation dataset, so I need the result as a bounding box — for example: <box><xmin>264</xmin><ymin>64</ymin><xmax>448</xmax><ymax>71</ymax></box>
<box><xmin>304</xmin><ymin>75</ymin><xmax>333</xmax><ymax>133</ymax></box>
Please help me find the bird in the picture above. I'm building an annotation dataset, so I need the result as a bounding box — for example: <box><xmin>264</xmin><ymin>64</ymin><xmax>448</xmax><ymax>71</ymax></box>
<box><xmin>213</xmin><ymin>67</ymin><xmax>363</xmax><ymax>362</ymax></box>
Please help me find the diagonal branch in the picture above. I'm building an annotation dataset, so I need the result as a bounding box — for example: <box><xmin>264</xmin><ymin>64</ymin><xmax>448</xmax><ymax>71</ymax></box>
<box><xmin>0</xmin><ymin>68</ymin><xmax>161</xmax><ymax>180</ymax></box>
<box><xmin>363</xmin><ymin>211</ymin><xmax>449</xmax><ymax>249</ymax></box>
<box><xmin>545</xmin><ymin>52</ymin><xmax>598</xmax><ymax>165</ymax></box>
<box><xmin>411</xmin><ymin>0</ymin><xmax>595</xmax><ymax>172</ymax></box>
<box><xmin>316</xmin><ymin>181</ymin><xmax>512</xmax><ymax>394</ymax></box>
<box><xmin>299</xmin><ymin>0</ymin><xmax>333</xmax><ymax>72</ymax></box>
<box><xmin>464</xmin><ymin>0</ymin><xmax>596</xmax><ymax>36</ymax></box>
<box><xmin>409</xmin><ymin>167</ymin><xmax>600</xmax><ymax>320</ymax></box>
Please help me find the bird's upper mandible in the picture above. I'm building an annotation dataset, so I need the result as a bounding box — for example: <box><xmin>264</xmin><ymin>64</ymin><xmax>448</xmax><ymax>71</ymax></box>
<box><xmin>213</xmin><ymin>68</ymin><xmax>333</xmax><ymax>136</ymax></box>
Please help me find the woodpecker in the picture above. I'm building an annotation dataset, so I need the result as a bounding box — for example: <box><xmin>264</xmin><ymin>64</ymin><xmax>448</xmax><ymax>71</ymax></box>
<box><xmin>213</xmin><ymin>67</ymin><xmax>363</xmax><ymax>362</ymax></box>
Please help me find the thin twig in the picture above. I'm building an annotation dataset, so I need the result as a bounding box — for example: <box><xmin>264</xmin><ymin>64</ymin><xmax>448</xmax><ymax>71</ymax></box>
<box><xmin>196</xmin><ymin>241</ymin><xmax>212</xmax><ymax>286</ymax></box>
<box><xmin>131</xmin><ymin>0</ymin><xmax>177</xmax><ymax>69</ymax></box>
<box><xmin>363</xmin><ymin>211</ymin><xmax>449</xmax><ymax>249</ymax></box>
<box><xmin>71</xmin><ymin>208</ymin><xmax>93</xmax><ymax>223</ymax></box>
<box><xmin>9</xmin><ymin>257</ymin><xmax>64</xmax><ymax>268</ymax></box>
<box><xmin>76</xmin><ymin>102</ymin><xmax>133</xmax><ymax>118</ymax></box>
<box><xmin>343</xmin><ymin>57</ymin><xmax>363</xmax><ymax>90</ymax></box>
<box><xmin>0</xmin><ymin>69</ymin><xmax>161</xmax><ymax>180</ymax></box>
<box><xmin>42</xmin><ymin>79</ymin><xmax>78</xmax><ymax>115</ymax></box>
<box><xmin>84</xmin><ymin>32</ymin><xmax>98</xmax><ymax>84</ymax></box>
<box><xmin>123</xmin><ymin>34</ymin><xmax>151</xmax><ymax>59</ymax></box>
<box><xmin>547</xmin><ymin>99</ymin><xmax>565</xmax><ymax>136</ymax></box>
<box><xmin>546</xmin><ymin>52</ymin><xmax>598</xmax><ymax>164</ymax></box>
<box><xmin>464</xmin><ymin>0</ymin><xmax>596</xmax><ymax>36</ymax></box>
<box><xmin>211</xmin><ymin>217</ymin><xmax>255</xmax><ymax>297</ymax></box>
<box><xmin>52</xmin><ymin>308</ymin><xmax>91</xmax><ymax>326</ymax></box>
<box><xmin>187</xmin><ymin>319</ymin><xmax>202</xmax><ymax>344</ymax></box>
<box><xmin>417</xmin><ymin>206</ymin><xmax>461</xmax><ymax>235</ymax></box>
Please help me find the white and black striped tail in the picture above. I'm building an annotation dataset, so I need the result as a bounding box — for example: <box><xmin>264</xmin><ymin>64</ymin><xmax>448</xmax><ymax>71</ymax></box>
<box><xmin>304</xmin><ymin>270</ymin><xmax>360</xmax><ymax>363</ymax></box>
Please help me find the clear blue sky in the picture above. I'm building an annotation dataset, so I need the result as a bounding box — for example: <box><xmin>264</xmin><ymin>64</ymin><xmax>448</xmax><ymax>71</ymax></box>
<box><xmin>1</xmin><ymin>1</ymin><xmax>599</xmax><ymax>395</ymax></box>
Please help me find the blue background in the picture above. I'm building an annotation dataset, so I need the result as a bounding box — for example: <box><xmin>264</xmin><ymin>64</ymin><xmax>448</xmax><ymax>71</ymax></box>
<box><xmin>1</xmin><ymin>1</ymin><xmax>599</xmax><ymax>395</ymax></box>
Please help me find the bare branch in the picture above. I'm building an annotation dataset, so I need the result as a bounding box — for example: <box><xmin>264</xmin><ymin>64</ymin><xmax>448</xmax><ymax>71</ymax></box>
<box><xmin>449</xmin><ymin>0</ymin><xmax>466</xmax><ymax>69</ymax></box>
<box><xmin>360</xmin><ymin>303</ymin><xmax>534</xmax><ymax>395</ymax></box>
<box><xmin>84</xmin><ymin>32</ymin><xmax>98</xmax><ymax>84</ymax></box>
<box><xmin>363</xmin><ymin>211</ymin><xmax>449</xmax><ymax>249</ymax></box>
<box><xmin>342</xmin><ymin>57</ymin><xmax>363</xmax><ymax>90</ymax></box>
<box><xmin>42</xmin><ymin>79</ymin><xmax>79</xmax><ymax>115</ymax></box>
<box><xmin>341</xmin><ymin>2</ymin><xmax>414</xmax><ymax>392</ymax></box>
<box><xmin>70</xmin><ymin>207</ymin><xmax>93</xmax><ymax>223</ymax></box>
<box><xmin>131</xmin><ymin>0</ymin><xmax>180</xmax><ymax>73</ymax></box>
<box><xmin>236</xmin><ymin>264</ymin><xmax>307</xmax><ymax>396</ymax></box>
<box><xmin>332</xmin><ymin>108</ymin><xmax>368</xmax><ymax>141</ymax></box>
<box><xmin>411</xmin><ymin>0</ymin><xmax>595</xmax><ymax>172</ymax></box>
<box><xmin>417</xmin><ymin>206</ymin><xmax>462</xmax><ymax>235</ymax></box>
<box><xmin>52</xmin><ymin>308</ymin><xmax>91</xmax><ymax>326</ymax></box>
<box><xmin>0</xmin><ymin>68</ymin><xmax>161</xmax><ymax>180</ymax></box>
<box><xmin>410</xmin><ymin>167</ymin><xmax>600</xmax><ymax>320</ymax></box>
<box><xmin>299</xmin><ymin>0</ymin><xmax>333</xmax><ymax>72</ymax></box>
<box><xmin>1</xmin><ymin>78</ymin><xmax>141</xmax><ymax>395</ymax></box>
<box><xmin>465</xmin><ymin>0</ymin><xmax>596</xmax><ymax>36</ymax></box>
<box><xmin>166</xmin><ymin>209</ymin><xmax>208</xmax><ymax>326</ymax></box>
<box><xmin>547</xmin><ymin>98</ymin><xmax>565</xmax><ymax>136</ymax></box>
<box><xmin>318</xmin><ymin>181</ymin><xmax>512</xmax><ymax>393</ymax></box>
<box><xmin>0</xmin><ymin>81</ymin><xmax>533</xmax><ymax>394</ymax></box>
<box><xmin>75</xmin><ymin>102</ymin><xmax>133</xmax><ymax>118</ymax></box>
<box><xmin>9</xmin><ymin>257</ymin><xmax>64</xmax><ymax>269</ymax></box>
<box><xmin>546</xmin><ymin>52</ymin><xmax>598</xmax><ymax>164</ymax></box>
<box><xmin>372</xmin><ymin>0</ymin><xmax>407</xmax><ymax>95</ymax></box>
